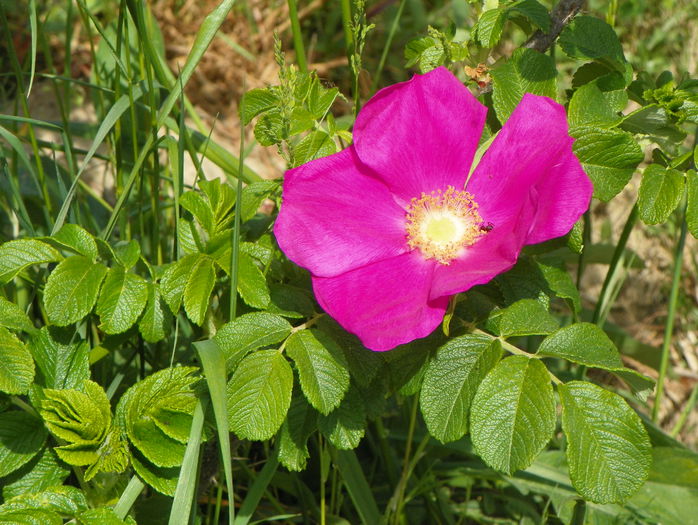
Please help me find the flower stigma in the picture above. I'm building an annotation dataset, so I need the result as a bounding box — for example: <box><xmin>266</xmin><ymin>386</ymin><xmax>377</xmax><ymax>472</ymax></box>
<box><xmin>405</xmin><ymin>186</ymin><xmax>487</xmax><ymax>264</ymax></box>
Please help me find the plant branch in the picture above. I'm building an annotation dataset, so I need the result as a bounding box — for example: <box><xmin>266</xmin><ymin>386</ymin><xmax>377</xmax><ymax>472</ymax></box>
<box><xmin>523</xmin><ymin>0</ymin><xmax>586</xmax><ymax>53</ymax></box>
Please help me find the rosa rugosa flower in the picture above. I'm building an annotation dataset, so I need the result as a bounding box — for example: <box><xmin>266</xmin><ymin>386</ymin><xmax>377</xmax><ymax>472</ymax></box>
<box><xmin>274</xmin><ymin>67</ymin><xmax>592</xmax><ymax>351</ymax></box>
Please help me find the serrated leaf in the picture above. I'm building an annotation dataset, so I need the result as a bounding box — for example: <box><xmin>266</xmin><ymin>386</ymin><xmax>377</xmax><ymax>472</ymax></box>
<box><xmin>83</xmin><ymin>425</ymin><xmax>129</xmax><ymax>481</ymax></box>
<box><xmin>687</xmin><ymin>170</ymin><xmax>698</xmax><ymax>238</ymax></box>
<box><xmin>240</xmin><ymin>181</ymin><xmax>277</xmax><ymax>222</ymax></box>
<box><xmin>267</xmin><ymin>283</ymin><xmax>316</xmax><ymax>319</ymax></box>
<box><xmin>559</xmin><ymin>381</ymin><xmax>651</xmax><ymax>503</ymax></box>
<box><xmin>183</xmin><ymin>254</ymin><xmax>215</xmax><ymax>325</ymax></box>
<box><xmin>570</xmin><ymin>126</ymin><xmax>643</xmax><ymax>202</ymax></box>
<box><xmin>278</xmin><ymin>389</ymin><xmax>318</xmax><ymax>472</ymax></box>
<box><xmin>420</xmin><ymin>335</ymin><xmax>501</xmax><ymax>443</ymax></box>
<box><xmin>308</xmin><ymin>86</ymin><xmax>339</xmax><ymax>120</ymax></box>
<box><xmin>0</xmin><ymin>411</ymin><xmax>47</xmax><ymax>478</ymax></box>
<box><xmin>138</xmin><ymin>282</ymin><xmax>169</xmax><ymax>343</ymax></box>
<box><xmin>4</xmin><ymin>486</ymin><xmax>88</xmax><ymax>517</ymax></box>
<box><xmin>537</xmin><ymin>323</ymin><xmax>654</xmax><ymax>399</ymax></box>
<box><xmin>0</xmin><ymin>327</ymin><xmax>35</xmax><ymax>394</ymax></box>
<box><xmin>51</xmin><ymin>224</ymin><xmax>98</xmax><ymax>260</ymax></box>
<box><xmin>559</xmin><ymin>16</ymin><xmax>625</xmax><ymax>65</ymax></box>
<box><xmin>76</xmin><ymin>508</ymin><xmax>136</xmax><ymax>525</ymax></box>
<box><xmin>254</xmin><ymin>108</ymin><xmax>285</xmax><ymax>146</ymax></box>
<box><xmin>119</xmin><ymin>367</ymin><xmax>199</xmax><ymax>467</ymax></box>
<box><xmin>240</xmin><ymin>88</ymin><xmax>280</xmax><ymax>125</ymax></box>
<box><xmin>568</xmin><ymin>83</ymin><xmax>621</xmax><ymax>127</ymax></box>
<box><xmin>509</xmin><ymin>0</ymin><xmax>550</xmax><ymax>32</ymax></box>
<box><xmin>40</xmin><ymin>380</ymin><xmax>111</xmax><ymax>446</ymax></box>
<box><xmin>201</xmin><ymin>179</ymin><xmax>236</xmax><ymax>233</ymax></box>
<box><xmin>0</xmin><ymin>239</ymin><xmax>62</xmax><ymax>284</ymax></box>
<box><xmin>475</xmin><ymin>8</ymin><xmax>507</xmax><ymax>48</ymax></box>
<box><xmin>160</xmin><ymin>253</ymin><xmax>199</xmax><ymax>313</ymax></box>
<box><xmin>0</xmin><ymin>505</ymin><xmax>61</xmax><ymax>525</ymax></box>
<box><xmin>130</xmin><ymin>448</ymin><xmax>179</xmax><ymax>497</ymax></box>
<box><xmin>43</xmin><ymin>256</ymin><xmax>108</xmax><ymax>326</ymax></box>
<box><xmin>286</xmin><ymin>329</ymin><xmax>350</xmax><ymax>415</ymax></box>
<box><xmin>292</xmin><ymin>130</ymin><xmax>337</xmax><ymax>167</ymax></box>
<box><xmin>485</xmin><ymin>299</ymin><xmax>559</xmax><ymax>337</ymax></box>
<box><xmin>638</xmin><ymin>164</ymin><xmax>685</xmax><ymax>224</ymax></box>
<box><xmin>0</xmin><ymin>297</ymin><xmax>34</xmax><ymax>333</ymax></box>
<box><xmin>470</xmin><ymin>356</ymin><xmax>555</xmax><ymax>474</ymax></box>
<box><xmin>318</xmin><ymin>385</ymin><xmax>366</xmax><ymax>450</ymax></box>
<box><xmin>491</xmin><ymin>47</ymin><xmax>557</xmax><ymax>122</ymax></box>
<box><xmin>537</xmin><ymin>259</ymin><xmax>581</xmax><ymax>315</ymax></box>
<box><xmin>1</xmin><ymin>448</ymin><xmax>70</xmax><ymax>501</ymax></box>
<box><xmin>237</xmin><ymin>251</ymin><xmax>270</xmax><ymax>309</ymax></box>
<box><xmin>214</xmin><ymin>312</ymin><xmax>292</xmax><ymax>371</ymax></box>
<box><xmin>96</xmin><ymin>267</ymin><xmax>148</xmax><ymax>334</ymax></box>
<box><xmin>227</xmin><ymin>350</ymin><xmax>293</xmax><ymax>441</ymax></box>
<box><xmin>28</xmin><ymin>326</ymin><xmax>89</xmax><ymax>389</ymax></box>
<box><xmin>404</xmin><ymin>36</ymin><xmax>443</xmax><ymax>73</ymax></box>
<box><xmin>180</xmin><ymin>191</ymin><xmax>215</xmax><ymax>235</ymax></box>
<box><xmin>112</xmin><ymin>240</ymin><xmax>141</xmax><ymax>269</ymax></box>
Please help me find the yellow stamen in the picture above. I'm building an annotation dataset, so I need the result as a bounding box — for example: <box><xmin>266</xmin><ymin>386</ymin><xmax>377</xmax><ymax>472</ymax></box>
<box><xmin>405</xmin><ymin>186</ymin><xmax>487</xmax><ymax>265</ymax></box>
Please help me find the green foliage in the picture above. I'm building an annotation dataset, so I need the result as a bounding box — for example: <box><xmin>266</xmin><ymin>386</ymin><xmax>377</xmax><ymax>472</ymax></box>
<box><xmin>0</xmin><ymin>327</ymin><xmax>35</xmax><ymax>394</ymax></box>
<box><xmin>471</xmin><ymin>356</ymin><xmax>556</xmax><ymax>474</ymax></box>
<box><xmin>559</xmin><ymin>382</ymin><xmax>652</xmax><ymax>504</ymax></box>
<box><xmin>0</xmin><ymin>411</ymin><xmax>47</xmax><ymax>478</ymax></box>
<box><xmin>638</xmin><ymin>164</ymin><xmax>685</xmax><ymax>224</ymax></box>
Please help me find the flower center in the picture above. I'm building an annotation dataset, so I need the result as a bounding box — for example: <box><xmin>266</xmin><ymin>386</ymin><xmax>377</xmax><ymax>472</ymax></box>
<box><xmin>405</xmin><ymin>186</ymin><xmax>487</xmax><ymax>265</ymax></box>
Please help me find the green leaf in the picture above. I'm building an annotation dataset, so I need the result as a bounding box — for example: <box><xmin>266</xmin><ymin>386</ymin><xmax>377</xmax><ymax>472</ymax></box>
<box><xmin>237</xmin><ymin>251</ymin><xmax>270</xmax><ymax>309</ymax></box>
<box><xmin>278</xmin><ymin>389</ymin><xmax>318</xmax><ymax>472</ymax></box>
<box><xmin>130</xmin><ymin>449</ymin><xmax>179</xmax><ymax>497</ymax></box>
<box><xmin>318</xmin><ymin>385</ymin><xmax>366</xmax><ymax>450</ymax></box>
<box><xmin>404</xmin><ymin>36</ymin><xmax>443</xmax><ymax>73</ymax></box>
<box><xmin>113</xmin><ymin>240</ymin><xmax>141</xmax><ymax>269</ymax></box>
<box><xmin>0</xmin><ymin>327</ymin><xmax>35</xmax><ymax>394</ymax></box>
<box><xmin>41</xmin><ymin>380</ymin><xmax>111</xmax><ymax>446</ymax></box>
<box><xmin>687</xmin><ymin>170</ymin><xmax>698</xmax><ymax>238</ymax></box>
<box><xmin>0</xmin><ymin>239</ymin><xmax>62</xmax><ymax>284</ymax></box>
<box><xmin>160</xmin><ymin>253</ymin><xmax>199</xmax><ymax>313</ymax></box>
<box><xmin>240</xmin><ymin>88</ymin><xmax>280</xmax><ymax>125</ymax></box>
<box><xmin>537</xmin><ymin>323</ymin><xmax>655</xmax><ymax>399</ymax></box>
<box><xmin>240</xmin><ymin>181</ymin><xmax>277</xmax><ymax>222</ymax></box>
<box><xmin>51</xmin><ymin>224</ymin><xmax>98</xmax><ymax>260</ymax></box>
<box><xmin>0</xmin><ymin>411</ymin><xmax>47</xmax><ymax>478</ymax></box>
<box><xmin>568</xmin><ymin>83</ymin><xmax>621</xmax><ymax>127</ymax></box>
<box><xmin>83</xmin><ymin>425</ymin><xmax>130</xmax><ymax>481</ymax></box>
<box><xmin>43</xmin><ymin>256</ymin><xmax>108</xmax><ymax>326</ymax></box>
<box><xmin>214</xmin><ymin>312</ymin><xmax>292</xmax><ymax>371</ymax></box>
<box><xmin>254</xmin><ymin>109</ymin><xmax>285</xmax><ymax>146</ymax></box>
<box><xmin>420</xmin><ymin>335</ymin><xmax>501</xmax><ymax>443</ymax></box>
<box><xmin>96</xmin><ymin>267</ymin><xmax>148</xmax><ymax>334</ymax></box>
<box><xmin>0</xmin><ymin>297</ymin><xmax>35</xmax><ymax>333</ymax></box>
<box><xmin>470</xmin><ymin>356</ymin><xmax>555</xmax><ymax>474</ymax></box>
<box><xmin>491</xmin><ymin>47</ymin><xmax>557</xmax><ymax>122</ymax></box>
<box><xmin>509</xmin><ymin>0</ymin><xmax>550</xmax><ymax>32</ymax></box>
<box><xmin>559</xmin><ymin>16</ymin><xmax>625</xmax><ymax>65</ymax></box>
<box><xmin>4</xmin><ymin>486</ymin><xmax>88</xmax><ymax>517</ymax></box>
<box><xmin>559</xmin><ymin>381</ymin><xmax>651</xmax><ymax>503</ymax></box>
<box><xmin>29</xmin><ymin>326</ymin><xmax>89</xmax><ymax>389</ymax></box>
<box><xmin>180</xmin><ymin>190</ymin><xmax>215</xmax><ymax>235</ymax></box>
<box><xmin>638</xmin><ymin>164</ymin><xmax>685</xmax><ymax>224</ymax></box>
<box><xmin>227</xmin><ymin>350</ymin><xmax>293</xmax><ymax>440</ymax></box>
<box><xmin>537</xmin><ymin>259</ymin><xmax>581</xmax><ymax>315</ymax></box>
<box><xmin>138</xmin><ymin>283</ymin><xmax>169</xmax><ymax>343</ymax></box>
<box><xmin>76</xmin><ymin>507</ymin><xmax>136</xmax><ymax>525</ymax></box>
<box><xmin>286</xmin><ymin>329</ymin><xmax>350</xmax><ymax>415</ymax></box>
<box><xmin>570</xmin><ymin>126</ymin><xmax>643</xmax><ymax>202</ymax></box>
<box><xmin>1</xmin><ymin>448</ymin><xmax>69</xmax><ymax>501</ymax></box>
<box><xmin>475</xmin><ymin>8</ymin><xmax>507</xmax><ymax>48</ymax></box>
<box><xmin>183</xmin><ymin>254</ymin><xmax>216</xmax><ymax>325</ymax></box>
<box><xmin>485</xmin><ymin>299</ymin><xmax>559</xmax><ymax>337</ymax></box>
<box><xmin>292</xmin><ymin>130</ymin><xmax>337</xmax><ymax>167</ymax></box>
<box><xmin>118</xmin><ymin>367</ymin><xmax>199</xmax><ymax>468</ymax></box>
<box><xmin>0</xmin><ymin>504</ymin><xmax>61</xmax><ymax>525</ymax></box>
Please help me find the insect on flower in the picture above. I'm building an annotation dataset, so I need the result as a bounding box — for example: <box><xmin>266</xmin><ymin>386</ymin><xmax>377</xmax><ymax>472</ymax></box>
<box><xmin>274</xmin><ymin>67</ymin><xmax>592</xmax><ymax>351</ymax></box>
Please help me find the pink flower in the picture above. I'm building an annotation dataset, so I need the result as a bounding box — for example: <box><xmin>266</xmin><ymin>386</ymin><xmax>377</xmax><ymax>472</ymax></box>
<box><xmin>274</xmin><ymin>67</ymin><xmax>592</xmax><ymax>351</ymax></box>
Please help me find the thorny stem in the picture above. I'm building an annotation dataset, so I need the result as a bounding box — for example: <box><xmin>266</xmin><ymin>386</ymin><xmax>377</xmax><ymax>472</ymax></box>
<box><xmin>523</xmin><ymin>0</ymin><xmax>586</xmax><ymax>53</ymax></box>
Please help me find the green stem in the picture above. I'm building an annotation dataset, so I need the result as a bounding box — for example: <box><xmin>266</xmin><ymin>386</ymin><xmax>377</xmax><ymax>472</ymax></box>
<box><xmin>287</xmin><ymin>0</ymin><xmax>307</xmax><ymax>72</ymax></box>
<box><xmin>592</xmin><ymin>204</ymin><xmax>638</xmax><ymax>326</ymax></box>
<box><xmin>340</xmin><ymin>0</ymin><xmax>353</xmax><ymax>54</ymax></box>
<box><xmin>371</xmin><ymin>0</ymin><xmax>406</xmax><ymax>93</ymax></box>
<box><xmin>671</xmin><ymin>383</ymin><xmax>698</xmax><ymax>437</ymax></box>
<box><xmin>230</xmin><ymin>90</ymin><xmax>246</xmax><ymax>321</ymax></box>
<box><xmin>653</xmin><ymin>203</ymin><xmax>688</xmax><ymax>422</ymax></box>
<box><xmin>113</xmin><ymin>475</ymin><xmax>146</xmax><ymax>519</ymax></box>
<box><xmin>388</xmin><ymin>395</ymin><xmax>420</xmax><ymax>525</ymax></box>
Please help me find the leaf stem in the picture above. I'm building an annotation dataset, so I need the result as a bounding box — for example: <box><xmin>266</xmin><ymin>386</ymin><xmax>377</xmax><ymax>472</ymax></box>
<box><xmin>652</xmin><ymin>202</ymin><xmax>688</xmax><ymax>422</ymax></box>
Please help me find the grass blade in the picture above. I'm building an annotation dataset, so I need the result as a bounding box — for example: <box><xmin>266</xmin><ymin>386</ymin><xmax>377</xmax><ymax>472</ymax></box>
<box><xmin>233</xmin><ymin>454</ymin><xmax>280</xmax><ymax>525</ymax></box>
<box><xmin>113</xmin><ymin>475</ymin><xmax>145</xmax><ymax>519</ymax></box>
<box><xmin>333</xmin><ymin>449</ymin><xmax>381</xmax><ymax>525</ymax></box>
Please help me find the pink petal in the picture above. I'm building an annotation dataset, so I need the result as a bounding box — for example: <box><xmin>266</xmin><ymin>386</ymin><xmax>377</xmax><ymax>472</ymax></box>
<box><xmin>353</xmin><ymin>67</ymin><xmax>487</xmax><ymax>203</ymax></box>
<box><xmin>312</xmin><ymin>252</ymin><xmax>448</xmax><ymax>351</ymax></box>
<box><xmin>429</xmin><ymin>193</ymin><xmax>537</xmax><ymax>299</ymax></box>
<box><xmin>274</xmin><ymin>146</ymin><xmax>408</xmax><ymax>278</ymax></box>
<box><xmin>466</xmin><ymin>94</ymin><xmax>592</xmax><ymax>244</ymax></box>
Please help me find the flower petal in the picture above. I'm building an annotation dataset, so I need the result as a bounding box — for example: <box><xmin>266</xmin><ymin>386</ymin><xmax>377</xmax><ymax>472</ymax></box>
<box><xmin>428</xmin><ymin>194</ymin><xmax>537</xmax><ymax>300</ymax></box>
<box><xmin>353</xmin><ymin>66</ymin><xmax>487</xmax><ymax>203</ymax></box>
<box><xmin>466</xmin><ymin>94</ymin><xmax>592</xmax><ymax>244</ymax></box>
<box><xmin>312</xmin><ymin>252</ymin><xmax>447</xmax><ymax>351</ymax></box>
<box><xmin>274</xmin><ymin>146</ymin><xmax>408</xmax><ymax>278</ymax></box>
